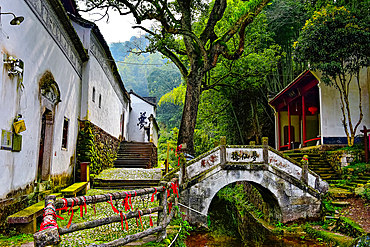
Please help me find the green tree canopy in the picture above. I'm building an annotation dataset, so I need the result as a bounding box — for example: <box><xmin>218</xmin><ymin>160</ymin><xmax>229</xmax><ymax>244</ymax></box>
<box><xmin>294</xmin><ymin>4</ymin><xmax>370</xmax><ymax>146</ymax></box>
<box><xmin>79</xmin><ymin>0</ymin><xmax>272</xmax><ymax>155</ymax></box>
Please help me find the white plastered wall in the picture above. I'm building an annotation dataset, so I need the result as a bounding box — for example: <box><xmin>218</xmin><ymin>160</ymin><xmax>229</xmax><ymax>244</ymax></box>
<box><xmin>0</xmin><ymin>0</ymin><xmax>82</xmax><ymax>198</ymax></box>
<box><xmin>318</xmin><ymin>68</ymin><xmax>370</xmax><ymax>142</ymax></box>
<box><xmin>128</xmin><ymin>94</ymin><xmax>156</xmax><ymax>142</ymax></box>
<box><xmin>74</xmin><ymin>24</ymin><xmax>130</xmax><ymax>139</ymax></box>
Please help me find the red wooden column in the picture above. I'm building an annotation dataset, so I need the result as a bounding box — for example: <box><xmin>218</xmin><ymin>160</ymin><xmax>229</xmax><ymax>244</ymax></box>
<box><xmin>302</xmin><ymin>94</ymin><xmax>306</xmax><ymax>146</ymax></box>
<box><xmin>360</xmin><ymin>126</ymin><xmax>369</xmax><ymax>163</ymax></box>
<box><xmin>277</xmin><ymin>110</ymin><xmax>281</xmax><ymax>150</ymax></box>
<box><xmin>288</xmin><ymin>103</ymin><xmax>291</xmax><ymax>149</ymax></box>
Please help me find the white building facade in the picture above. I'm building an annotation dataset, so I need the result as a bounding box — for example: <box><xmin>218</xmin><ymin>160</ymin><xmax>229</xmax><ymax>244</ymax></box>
<box><xmin>0</xmin><ymin>0</ymin><xmax>135</xmax><ymax>226</ymax></box>
<box><xmin>128</xmin><ymin>91</ymin><xmax>159</xmax><ymax>146</ymax></box>
<box><xmin>269</xmin><ymin>70</ymin><xmax>370</xmax><ymax>150</ymax></box>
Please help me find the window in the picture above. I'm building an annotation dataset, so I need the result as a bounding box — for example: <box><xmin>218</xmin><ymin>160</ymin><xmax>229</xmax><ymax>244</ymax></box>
<box><xmin>92</xmin><ymin>87</ymin><xmax>96</xmax><ymax>102</ymax></box>
<box><xmin>62</xmin><ymin>117</ymin><xmax>69</xmax><ymax>149</ymax></box>
<box><xmin>99</xmin><ymin>94</ymin><xmax>102</xmax><ymax>108</ymax></box>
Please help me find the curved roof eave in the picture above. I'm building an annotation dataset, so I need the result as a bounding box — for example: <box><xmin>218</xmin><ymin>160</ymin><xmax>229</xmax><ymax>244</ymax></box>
<box><xmin>68</xmin><ymin>14</ymin><xmax>130</xmax><ymax>103</ymax></box>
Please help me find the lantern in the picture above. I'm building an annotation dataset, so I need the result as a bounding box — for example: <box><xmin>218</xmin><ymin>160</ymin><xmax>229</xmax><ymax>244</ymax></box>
<box><xmin>308</xmin><ymin>106</ymin><xmax>318</xmax><ymax>114</ymax></box>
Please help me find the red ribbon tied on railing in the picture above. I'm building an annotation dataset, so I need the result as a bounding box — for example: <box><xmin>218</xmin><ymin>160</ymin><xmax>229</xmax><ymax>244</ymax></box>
<box><xmin>168</xmin><ymin>202</ymin><xmax>173</xmax><ymax>213</ymax></box>
<box><xmin>151</xmin><ymin>188</ymin><xmax>157</xmax><ymax>202</ymax></box>
<box><xmin>120</xmin><ymin>211</ymin><xmax>124</xmax><ymax>231</ymax></box>
<box><xmin>56</xmin><ymin>198</ymin><xmax>68</xmax><ymax>212</ymax></box>
<box><xmin>176</xmin><ymin>144</ymin><xmax>183</xmax><ymax>166</ymax></box>
<box><xmin>66</xmin><ymin>199</ymin><xmax>75</xmax><ymax>229</ymax></box>
<box><xmin>122</xmin><ymin>192</ymin><xmax>129</xmax><ymax>211</ymax></box>
<box><xmin>149</xmin><ymin>208</ymin><xmax>153</xmax><ymax>227</ymax></box>
<box><xmin>107</xmin><ymin>194</ymin><xmax>119</xmax><ymax>214</ymax></box>
<box><xmin>39</xmin><ymin>202</ymin><xmax>60</xmax><ymax>231</ymax></box>
<box><xmin>124</xmin><ymin>213</ymin><xmax>129</xmax><ymax>230</ymax></box>
<box><xmin>80</xmin><ymin>196</ymin><xmax>87</xmax><ymax>218</ymax></box>
<box><xmin>128</xmin><ymin>192</ymin><xmax>133</xmax><ymax>210</ymax></box>
<box><xmin>138</xmin><ymin>210</ymin><xmax>144</xmax><ymax>229</ymax></box>
<box><xmin>171</xmin><ymin>182</ymin><xmax>179</xmax><ymax>198</ymax></box>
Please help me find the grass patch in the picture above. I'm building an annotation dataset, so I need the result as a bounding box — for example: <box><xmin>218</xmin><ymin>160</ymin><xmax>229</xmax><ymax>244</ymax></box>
<box><xmin>304</xmin><ymin>224</ymin><xmax>356</xmax><ymax>247</ymax></box>
<box><xmin>0</xmin><ymin>233</ymin><xmax>34</xmax><ymax>246</ymax></box>
<box><xmin>56</xmin><ymin>189</ymin><xmax>160</xmax><ymax>246</ymax></box>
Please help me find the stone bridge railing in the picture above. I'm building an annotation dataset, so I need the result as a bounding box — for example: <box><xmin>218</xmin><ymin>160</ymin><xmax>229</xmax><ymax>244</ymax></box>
<box><xmin>179</xmin><ymin>137</ymin><xmax>328</xmax><ymax>197</ymax></box>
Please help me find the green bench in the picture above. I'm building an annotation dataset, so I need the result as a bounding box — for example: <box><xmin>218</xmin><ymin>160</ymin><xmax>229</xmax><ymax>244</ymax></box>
<box><xmin>61</xmin><ymin>182</ymin><xmax>88</xmax><ymax>197</ymax></box>
<box><xmin>7</xmin><ymin>193</ymin><xmax>62</xmax><ymax>234</ymax></box>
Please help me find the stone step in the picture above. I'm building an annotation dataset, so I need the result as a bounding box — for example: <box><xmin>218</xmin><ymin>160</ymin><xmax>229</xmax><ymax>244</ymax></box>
<box><xmin>115</xmin><ymin>156</ymin><xmax>151</xmax><ymax>160</ymax></box>
<box><xmin>118</xmin><ymin>146</ymin><xmax>153</xmax><ymax>151</ymax></box>
<box><xmin>352</xmin><ymin>179</ymin><xmax>369</xmax><ymax>184</ymax></box>
<box><xmin>325</xmin><ymin>216</ymin><xmax>339</xmax><ymax>220</ymax></box>
<box><xmin>311</xmin><ymin>167</ymin><xmax>333</xmax><ymax>171</ymax></box>
<box><xmin>336</xmin><ymin>184</ymin><xmax>354</xmax><ymax>190</ymax></box>
<box><xmin>114</xmin><ymin>164</ymin><xmax>148</xmax><ymax>169</ymax></box>
<box><xmin>93</xmin><ymin>179</ymin><xmax>160</xmax><ymax>189</ymax></box>
<box><xmin>328</xmin><ymin>188</ymin><xmax>354</xmax><ymax>199</ymax></box>
<box><xmin>308</xmin><ymin>161</ymin><xmax>330</xmax><ymax>165</ymax></box>
<box><xmin>116</xmin><ymin>156</ymin><xmax>151</xmax><ymax>160</ymax></box>
<box><xmin>330</xmin><ymin>201</ymin><xmax>350</xmax><ymax>207</ymax></box>
<box><xmin>115</xmin><ymin>159</ymin><xmax>150</xmax><ymax>165</ymax></box>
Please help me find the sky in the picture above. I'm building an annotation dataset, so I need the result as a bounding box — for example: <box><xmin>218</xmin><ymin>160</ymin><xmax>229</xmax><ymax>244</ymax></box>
<box><xmin>80</xmin><ymin>8</ymin><xmax>152</xmax><ymax>44</ymax></box>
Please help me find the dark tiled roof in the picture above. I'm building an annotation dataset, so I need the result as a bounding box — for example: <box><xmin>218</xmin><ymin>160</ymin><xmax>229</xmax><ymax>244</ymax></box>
<box><xmin>129</xmin><ymin>90</ymin><xmax>157</xmax><ymax>107</ymax></box>
<box><xmin>49</xmin><ymin>0</ymin><xmax>89</xmax><ymax>62</ymax></box>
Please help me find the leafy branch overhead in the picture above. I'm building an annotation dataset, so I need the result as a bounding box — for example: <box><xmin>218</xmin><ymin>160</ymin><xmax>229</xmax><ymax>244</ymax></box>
<box><xmin>294</xmin><ymin>4</ymin><xmax>370</xmax><ymax>146</ymax></box>
<box><xmin>78</xmin><ymin>0</ymin><xmax>272</xmax><ymax>155</ymax></box>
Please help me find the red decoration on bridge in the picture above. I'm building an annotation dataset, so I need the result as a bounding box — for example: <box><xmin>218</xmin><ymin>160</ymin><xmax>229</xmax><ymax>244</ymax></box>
<box><xmin>151</xmin><ymin>187</ymin><xmax>157</xmax><ymax>202</ymax></box>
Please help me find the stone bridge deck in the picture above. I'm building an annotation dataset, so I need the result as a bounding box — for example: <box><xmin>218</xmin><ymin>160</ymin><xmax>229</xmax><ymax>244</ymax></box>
<box><xmin>178</xmin><ymin>142</ymin><xmax>329</xmax><ymax>226</ymax></box>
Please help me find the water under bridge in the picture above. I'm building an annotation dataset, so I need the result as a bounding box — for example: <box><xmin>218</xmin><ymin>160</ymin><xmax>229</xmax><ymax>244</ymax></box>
<box><xmin>177</xmin><ymin>138</ymin><xmax>329</xmax><ymax>226</ymax></box>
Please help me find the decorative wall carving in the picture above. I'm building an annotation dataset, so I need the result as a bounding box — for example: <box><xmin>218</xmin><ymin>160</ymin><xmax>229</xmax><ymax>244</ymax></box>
<box><xmin>25</xmin><ymin>0</ymin><xmax>83</xmax><ymax>77</ymax></box>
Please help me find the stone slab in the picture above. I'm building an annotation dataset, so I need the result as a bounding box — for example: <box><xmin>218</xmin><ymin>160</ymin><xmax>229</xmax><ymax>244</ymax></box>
<box><xmin>96</xmin><ymin>168</ymin><xmax>162</xmax><ymax>180</ymax></box>
<box><xmin>7</xmin><ymin>200</ymin><xmax>45</xmax><ymax>224</ymax></box>
<box><xmin>61</xmin><ymin>182</ymin><xmax>88</xmax><ymax>196</ymax></box>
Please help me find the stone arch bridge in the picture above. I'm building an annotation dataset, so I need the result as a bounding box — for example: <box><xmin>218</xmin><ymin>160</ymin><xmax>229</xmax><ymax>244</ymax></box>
<box><xmin>178</xmin><ymin>141</ymin><xmax>329</xmax><ymax>226</ymax></box>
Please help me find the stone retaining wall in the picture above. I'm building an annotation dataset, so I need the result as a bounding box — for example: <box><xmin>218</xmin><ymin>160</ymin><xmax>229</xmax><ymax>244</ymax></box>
<box><xmin>76</xmin><ymin>120</ymin><xmax>120</xmax><ymax>180</ymax></box>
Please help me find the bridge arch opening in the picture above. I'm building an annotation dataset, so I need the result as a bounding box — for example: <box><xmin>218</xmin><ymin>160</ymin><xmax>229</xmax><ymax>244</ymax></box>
<box><xmin>207</xmin><ymin>180</ymin><xmax>283</xmax><ymax>225</ymax></box>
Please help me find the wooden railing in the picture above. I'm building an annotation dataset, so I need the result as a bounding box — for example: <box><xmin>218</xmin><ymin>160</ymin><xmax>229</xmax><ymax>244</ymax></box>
<box><xmin>34</xmin><ymin>179</ymin><xmax>179</xmax><ymax>247</ymax></box>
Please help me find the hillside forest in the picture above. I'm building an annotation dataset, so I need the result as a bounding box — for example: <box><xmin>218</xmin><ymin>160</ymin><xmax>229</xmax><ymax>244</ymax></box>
<box><xmin>109</xmin><ymin>0</ymin><xmax>370</xmax><ymax>168</ymax></box>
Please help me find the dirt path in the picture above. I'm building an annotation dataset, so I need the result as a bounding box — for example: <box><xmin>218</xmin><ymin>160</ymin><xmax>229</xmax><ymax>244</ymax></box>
<box><xmin>341</xmin><ymin>197</ymin><xmax>370</xmax><ymax>233</ymax></box>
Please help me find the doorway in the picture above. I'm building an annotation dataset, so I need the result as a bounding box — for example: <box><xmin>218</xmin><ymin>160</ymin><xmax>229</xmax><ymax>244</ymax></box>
<box><xmin>38</xmin><ymin>109</ymin><xmax>54</xmax><ymax>181</ymax></box>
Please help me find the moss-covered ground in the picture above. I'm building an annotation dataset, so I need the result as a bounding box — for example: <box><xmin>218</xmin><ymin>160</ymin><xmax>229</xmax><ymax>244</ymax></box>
<box><xmin>0</xmin><ymin>233</ymin><xmax>34</xmax><ymax>246</ymax></box>
<box><xmin>56</xmin><ymin>188</ymin><xmax>160</xmax><ymax>246</ymax></box>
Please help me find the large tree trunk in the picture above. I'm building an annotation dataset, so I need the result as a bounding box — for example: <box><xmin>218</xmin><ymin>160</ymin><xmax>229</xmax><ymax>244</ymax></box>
<box><xmin>177</xmin><ymin>71</ymin><xmax>204</xmax><ymax>156</ymax></box>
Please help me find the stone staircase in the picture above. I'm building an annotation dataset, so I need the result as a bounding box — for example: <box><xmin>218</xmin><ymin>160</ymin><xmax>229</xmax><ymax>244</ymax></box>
<box><xmin>93</xmin><ymin>168</ymin><xmax>162</xmax><ymax>189</ymax></box>
<box><xmin>114</xmin><ymin>141</ymin><xmax>157</xmax><ymax>169</ymax></box>
<box><xmin>284</xmin><ymin>152</ymin><xmax>341</xmax><ymax>182</ymax></box>
<box><xmin>346</xmin><ymin>175</ymin><xmax>370</xmax><ymax>188</ymax></box>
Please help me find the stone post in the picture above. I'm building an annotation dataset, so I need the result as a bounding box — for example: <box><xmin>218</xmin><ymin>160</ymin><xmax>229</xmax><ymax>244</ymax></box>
<box><xmin>34</xmin><ymin>195</ymin><xmax>60</xmax><ymax>247</ymax></box>
<box><xmin>301</xmin><ymin>155</ymin><xmax>309</xmax><ymax>184</ymax></box>
<box><xmin>262</xmin><ymin>137</ymin><xmax>269</xmax><ymax>165</ymax></box>
<box><xmin>157</xmin><ymin>182</ymin><xmax>168</xmax><ymax>242</ymax></box>
<box><xmin>214</xmin><ymin>140</ymin><xmax>219</xmax><ymax>147</ymax></box>
<box><xmin>157</xmin><ymin>181</ymin><xmax>167</xmax><ymax>227</ymax></box>
<box><xmin>178</xmin><ymin>143</ymin><xmax>187</xmax><ymax>185</ymax></box>
<box><xmin>220</xmin><ymin>136</ymin><xmax>226</xmax><ymax>166</ymax></box>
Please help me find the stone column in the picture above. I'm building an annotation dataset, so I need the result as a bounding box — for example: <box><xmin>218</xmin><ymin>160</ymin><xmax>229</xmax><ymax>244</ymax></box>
<box><xmin>262</xmin><ymin>137</ymin><xmax>269</xmax><ymax>165</ymax></box>
<box><xmin>301</xmin><ymin>155</ymin><xmax>309</xmax><ymax>184</ymax></box>
<box><xmin>34</xmin><ymin>195</ymin><xmax>60</xmax><ymax>247</ymax></box>
<box><xmin>220</xmin><ymin>136</ymin><xmax>226</xmax><ymax>166</ymax></box>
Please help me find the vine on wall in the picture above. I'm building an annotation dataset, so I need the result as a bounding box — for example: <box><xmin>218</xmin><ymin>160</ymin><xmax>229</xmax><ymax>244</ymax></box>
<box><xmin>76</xmin><ymin>121</ymin><xmax>119</xmax><ymax>178</ymax></box>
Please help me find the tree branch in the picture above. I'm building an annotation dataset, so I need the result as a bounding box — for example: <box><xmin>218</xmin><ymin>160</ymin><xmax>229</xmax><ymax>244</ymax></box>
<box><xmin>209</xmin><ymin>0</ymin><xmax>271</xmax><ymax>65</ymax></box>
<box><xmin>131</xmin><ymin>26</ymin><xmax>188</xmax><ymax>78</ymax></box>
<box><xmin>200</xmin><ymin>0</ymin><xmax>227</xmax><ymax>43</ymax></box>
